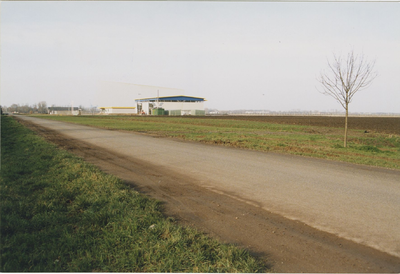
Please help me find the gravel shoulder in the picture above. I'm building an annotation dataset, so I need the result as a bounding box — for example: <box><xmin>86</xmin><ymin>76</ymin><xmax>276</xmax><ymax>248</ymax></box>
<box><xmin>16</xmin><ymin>116</ymin><xmax>400</xmax><ymax>272</ymax></box>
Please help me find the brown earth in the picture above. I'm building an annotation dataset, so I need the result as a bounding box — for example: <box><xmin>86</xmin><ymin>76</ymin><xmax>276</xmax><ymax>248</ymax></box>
<box><xmin>16</xmin><ymin>117</ymin><xmax>400</xmax><ymax>273</ymax></box>
<box><xmin>184</xmin><ymin>115</ymin><xmax>400</xmax><ymax>135</ymax></box>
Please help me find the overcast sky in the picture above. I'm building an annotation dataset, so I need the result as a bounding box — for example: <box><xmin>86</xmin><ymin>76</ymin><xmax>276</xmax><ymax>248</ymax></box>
<box><xmin>1</xmin><ymin>1</ymin><xmax>399</xmax><ymax>112</ymax></box>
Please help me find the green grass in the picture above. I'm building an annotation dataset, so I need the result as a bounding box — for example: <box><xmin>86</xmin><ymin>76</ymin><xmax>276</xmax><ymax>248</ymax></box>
<box><xmin>38</xmin><ymin>115</ymin><xmax>400</xmax><ymax>170</ymax></box>
<box><xmin>0</xmin><ymin>115</ymin><xmax>265</xmax><ymax>272</ymax></box>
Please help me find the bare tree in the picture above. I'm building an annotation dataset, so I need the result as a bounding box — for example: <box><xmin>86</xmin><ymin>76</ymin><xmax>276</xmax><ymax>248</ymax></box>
<box><xmin>317</xmin><ymin>50</ymin><xmax>377</xmax><ymax>147</ymax></box>
<box><xmin>32</xmin><ymin>103</ymin><xmax>38</xmax><ymax>113</ymax></box>
<box><xmin>37</xmin><ymin>101</ymin><xmax>48</xmax><ymax>114</ymax></box>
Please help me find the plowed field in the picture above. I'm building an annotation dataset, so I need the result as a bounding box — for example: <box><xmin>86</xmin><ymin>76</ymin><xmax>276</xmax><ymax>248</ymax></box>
<box><xmin>195</xmin><ymin>116</ymin><xmax>400</xmax><ymax>135</ymax></box>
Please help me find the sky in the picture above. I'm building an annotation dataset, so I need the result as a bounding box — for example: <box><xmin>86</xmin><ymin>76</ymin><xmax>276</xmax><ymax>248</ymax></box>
<box><xmin>1</xmin><ymin>1</ymin><xmax>399</xmax><ymax>113</ymax></box>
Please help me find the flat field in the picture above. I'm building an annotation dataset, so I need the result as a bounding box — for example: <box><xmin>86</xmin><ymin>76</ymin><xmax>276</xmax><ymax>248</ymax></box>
<box><xmin>199</xmin><ymin>115</ymin><xmax>400</xmax><ymax>135</ymax></box>
<box><xmin>37</xmin><ymin>115</ymin><xmax>400</xmax><ymax>170</ymax></box>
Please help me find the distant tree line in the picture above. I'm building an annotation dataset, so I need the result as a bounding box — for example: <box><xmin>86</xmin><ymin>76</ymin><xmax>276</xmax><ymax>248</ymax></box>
<box><xmin>1</xmin><ymin>102</ymin><xmax>101</xmax><ymax>115</ymax></box>
<box><xmin>2</xmin><ymin>101</ymin><xmax>48</xmax><ymax>114</ymax></box>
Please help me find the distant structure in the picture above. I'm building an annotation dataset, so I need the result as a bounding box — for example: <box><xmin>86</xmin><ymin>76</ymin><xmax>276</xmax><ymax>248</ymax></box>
<box><xmin>99</xmin><ymin>107</ymin><xmax>136</xmax><ymax>115</ymax></box>
<box><xmin>135</xmin><ymin>95</ymin><xmax>206</xmax><ymax>116</ymax></box>
<box><xmin>48</xmin><ymin>106</ymin><xmax>79</xmax><ymax>115</ymax></box>
<box><xmin>95</xmin><ymin>81</ymin><xmax>206</xmax><ymax>116</ymax></box>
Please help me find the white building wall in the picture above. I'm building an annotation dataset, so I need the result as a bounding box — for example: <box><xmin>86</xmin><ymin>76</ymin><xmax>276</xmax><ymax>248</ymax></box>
<box><xmin>137</xmin><ymin>101</ymin><xmax>204</xmax><ymax>115</ymax></box>
<box><xmin>160</xmin><ymin>102</ymin><xmax>204</xmax><ymax>111</ymax></box>
<box><xmin>101</xmin><ymin>107</ymin><xmax>136</xmax><ymax>114</ymax></box>
<box><xmin>50</xmin><ymin>110</ymin><xmax>78</xmax><ymax>115</ymax></box>
<box><xmin>136</xmin><ymin>101</ymin><xmax>204</xmax><ymax>115</ymax></box>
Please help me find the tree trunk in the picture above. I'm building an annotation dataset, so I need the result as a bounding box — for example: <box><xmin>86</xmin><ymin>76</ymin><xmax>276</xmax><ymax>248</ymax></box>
<box><xmin>344</xmin><ymin>103</ymin><xmax>348</xmax><ymax>148</ymax></box>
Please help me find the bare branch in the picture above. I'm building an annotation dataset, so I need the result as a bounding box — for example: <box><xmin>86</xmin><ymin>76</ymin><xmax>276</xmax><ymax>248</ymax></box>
<box><xmin>317</xmin><ymin>50</ymin><xmax>377</xmax><ymax>110</ymax></box>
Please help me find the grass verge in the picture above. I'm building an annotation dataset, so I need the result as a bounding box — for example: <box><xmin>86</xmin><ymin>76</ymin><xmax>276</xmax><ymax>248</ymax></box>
<box><xmin>38</xmin><ymin>115</ymin><xmax>400</xmax><ymax>170</ymax></box>
<box><xmin>0</xmin><ymin>115</ymin><xmax>265</xmax><ymax>272</ymax></box>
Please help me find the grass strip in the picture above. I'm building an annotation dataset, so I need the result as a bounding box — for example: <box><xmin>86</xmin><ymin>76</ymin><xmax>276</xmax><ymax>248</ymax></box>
<box><xmin>39</xmin><ymin>115</ymin><xmax>400</xmax><ymax>170</ymax></box>
<box><xmin>0</xmin><ymin>115</ymin><xmax>265</xmax><ymax>272</ymax></box>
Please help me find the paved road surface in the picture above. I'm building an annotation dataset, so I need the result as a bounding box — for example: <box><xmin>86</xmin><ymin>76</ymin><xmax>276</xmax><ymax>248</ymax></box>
<box><xmin>19</xmin><ymin>116</ymin><xmax>400</xmax><ymax>259</ymax></box>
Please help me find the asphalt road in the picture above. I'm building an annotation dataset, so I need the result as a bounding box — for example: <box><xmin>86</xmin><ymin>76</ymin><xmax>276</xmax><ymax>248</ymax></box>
<box><xmin>19</xmin><ymin>116</ymin><xmax>400</xmax><ymax>259</ymax></box>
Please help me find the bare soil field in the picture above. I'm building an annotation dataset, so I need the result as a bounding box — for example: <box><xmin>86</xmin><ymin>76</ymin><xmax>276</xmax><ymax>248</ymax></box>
<box><xmin>16</xmin><ymin>117</ymin><xmax>400</xmax><ymax>273</ymax></box>
<box><xmin>194</xmin><ymin>116</ymin><xmax>400</xmax><ymax>135</ymax></box>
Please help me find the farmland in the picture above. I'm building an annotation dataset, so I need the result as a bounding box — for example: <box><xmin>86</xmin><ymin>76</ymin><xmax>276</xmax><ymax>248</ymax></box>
<box><xmin>39</xmin><ymin>115</ymin><xmax>400</xmax><ymax>170</ymax></box>
<box><xmin>10</xmin><ymin>115</ymin><xmax>400</xmax><ymax>272</ymax></box>
<box><xmin>198</xmin><ymin>115</ymin><xmax>400</xmax><ymax>135</ymax></box>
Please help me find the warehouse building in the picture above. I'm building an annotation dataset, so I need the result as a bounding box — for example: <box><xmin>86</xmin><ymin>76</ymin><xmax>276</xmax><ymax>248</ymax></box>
<box><xmin>48</xmin><ymin>106</ymin><xmax>80</xmax><ymax>115</ymax></box>
<box><xmin>135</xmin><ymin>95</ymin><xmax>206</xmax><ymax>116</ymax></box>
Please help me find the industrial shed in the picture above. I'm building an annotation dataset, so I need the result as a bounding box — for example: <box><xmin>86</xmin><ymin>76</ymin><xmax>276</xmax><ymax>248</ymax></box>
<box><xmin>135</xmin><ymin>96</ymin><xmax>206</xmax><ymax>116</ymax></box>
<box><xmin>48</xmin><ymin>107</ymin><xmax>79</xmax><ymax>115</ymax></box>
<box><xmin>99</xmin><ymin>107</ymin><xmax>136</xmax><ymax>115</ymax></box>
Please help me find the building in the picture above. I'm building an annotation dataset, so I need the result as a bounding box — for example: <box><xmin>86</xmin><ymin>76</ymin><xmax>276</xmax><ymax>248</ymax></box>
<box><xmin>48</xmin><ymin>107</ymin><xmax>79</xmax><ymax>115</ymax></box>
<box><xmin>99</xmin><ymin>107</ymin><xmax>136</xmax><ymax>115</ymax></box>
<box><xmin>135</xmin><ymin>95</ymin><xmax>206</xmax><ymax>116</ymax></box>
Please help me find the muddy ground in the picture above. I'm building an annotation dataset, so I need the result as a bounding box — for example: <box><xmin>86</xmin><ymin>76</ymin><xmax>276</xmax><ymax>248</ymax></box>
<box><xmin>16</xmin><ymin>117</ymin><xmax>400</xmax><ymax>273</ymax></box>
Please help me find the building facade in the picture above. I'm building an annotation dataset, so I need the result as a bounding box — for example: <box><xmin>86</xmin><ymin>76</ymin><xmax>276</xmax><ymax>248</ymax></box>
<box><xmin>135</xmin><ymin>95</ymin><xmax>206</xmax><ymax>116</ymax></box>
<box><xmin>48</xmin><ymin>107</ymin><xmax>79</xmax><ymax>115</ymax></box>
